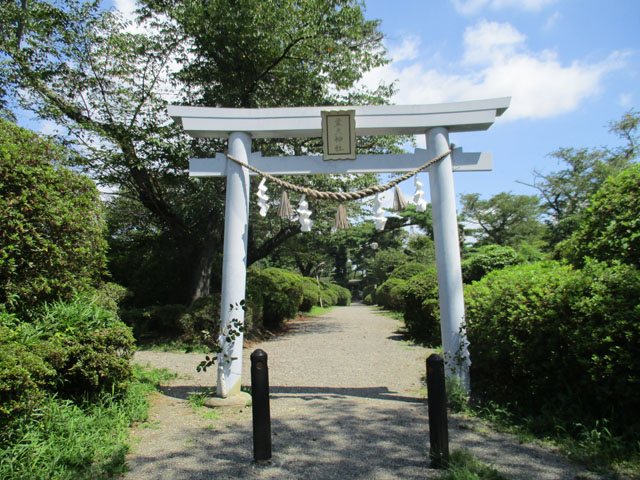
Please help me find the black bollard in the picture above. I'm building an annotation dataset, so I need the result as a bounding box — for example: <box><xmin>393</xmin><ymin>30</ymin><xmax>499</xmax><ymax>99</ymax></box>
<box><xmin>251</xmin><ymin>349</ymin><xmax>272</xmax><ymax>462</ymax></box>
<box><xmin>426</xmin><ymin>353</ymin><xmax>449</xmax><ymax>468</ymax></box>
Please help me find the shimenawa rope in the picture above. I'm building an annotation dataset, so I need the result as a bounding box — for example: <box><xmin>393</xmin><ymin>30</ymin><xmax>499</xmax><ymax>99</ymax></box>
<box><xmin>225</xmin><ymin>147</ymin><xmax>452</xmax><ymax>201</ymax></box>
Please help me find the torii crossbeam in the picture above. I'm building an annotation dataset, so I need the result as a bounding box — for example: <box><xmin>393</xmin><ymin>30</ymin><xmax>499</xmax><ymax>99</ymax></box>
<box><xmin>168</xmin><ymin>98</ymin><xmax>510</xmax><ymax>400</ymax></box>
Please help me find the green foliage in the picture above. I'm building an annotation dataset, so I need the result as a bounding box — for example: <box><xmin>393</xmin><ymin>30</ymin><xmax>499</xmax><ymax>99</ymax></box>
<box><xmin>1</xmin><ymin>0</ymin><xmax>394</xmax><ymax>305</ymax></box>
<box><xmin>461</xmin><ymin>245</ymin><xmax>521</xmax><ymax>283</ymax></box>
<box><xmin>389</xmin><ymin>261</ymin><xmax>429</xmax><ymax>280</ymax></box>
<box><xmin>527</xmin><ymin>111</ymin><xmax>638</xmax><ymax>245</ymax></box>
<box><xmin>465</xmin><ymin>260</ymin><xmax>640</xmax><ymax>439</ymax></box>
<box><xmin>327</xmin><ymin>283</ymin><xmax>352</xmax><ymax>306</ymax></box>
<box><xmin>248</xmin><ymin>267</ymin><xmax>304</xmax><ymax>329</ymax></box>
<box><xmin>37</xmin><ymin>296</ymin><xmax>136</xmax><ymax>399</ymax></box>
<box><xmin>0</xmin><ymin>292</ymin><xmax>135</xmax><ymax>433</ymax></box>
<box><xmin>0</xmin><ymin>119</ymin><xmax>107</xmax><ymax>315</ymax></box>
<box><xmin>402</xmin><ymin>267</ymin><xmax>440</xmax><ymax>344</ymax></box>
<box><xmin>436</xmin><ymin>450</ymin><xmax>507</xmax><ymax>480</ymax></box>
<box><xmin>300</xmin><ymin>277</ymin><xmax>322</xmax><ymax>312</ymax></box>
<box><xmin>0</xmin><ymin>324</ymin><xmax>54</xmax><ymax>430</ymax></box>
<box><xmin>0</xmin><ymin>365</ymin><xmax>170</xmax><ymax>480</ymax></box>
<box><xmin>460</xmin><ymin>192</ymin><xmax>544</xmax><ymax>247</ymax></box>
<box><xmin>375</xmin><ymin>277</ymin><xmax>407</xmax><ymax>311</ymax></box>
<box><xmin>367</xmin><ymin>248</ymin><xmax>409</xmax><ymax>288</ymax></box>
<box><xmin>177</xmin><ymin>295</ymin><xmax>220</xmax><ymax>344</ymax></box>
<box><xmin>559</xmin><ymin>164</ymin><xmax>640</xmax><ymax>268</ymax></box>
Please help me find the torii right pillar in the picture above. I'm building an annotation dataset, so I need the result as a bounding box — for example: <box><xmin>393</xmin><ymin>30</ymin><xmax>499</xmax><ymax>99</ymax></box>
<box><xmin>427</xmin><ymin>127</ymin><xmax>470</xmax><ymax>390</ymax></box>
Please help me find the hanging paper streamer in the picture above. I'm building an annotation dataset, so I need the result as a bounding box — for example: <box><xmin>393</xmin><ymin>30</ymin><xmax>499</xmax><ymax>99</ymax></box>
<box><xmin>256</xmin><ymin>178</ymin><xmax>270</xmax><ymax>217</ymax></box>
<box><xmin>373</xmin><ymin>193</ymin><xmax>387</xmax><ymax>231</ymax></box>
<box><xmin>335</xmin><ymin>203</ymin><xmax>349</xmax><ymax>230</ymax></box>
<box><xmin>412</xmin><ymin>176</ymin><xmax>428</xmax><ymax>212</ymax></box>
<box><xmin>278</xmin><ymin>190</ymin><xmax>293</xmax><ymax>219</ymax></box>
<box><xmin>297</xmin><ymin>195</ymin><xmax>313</xmax><ymax>232</ymax></box>
<box><xmin>393</xmin><ymin>185</ymin><xmax>408</xmax><ymax>211</ymax></box>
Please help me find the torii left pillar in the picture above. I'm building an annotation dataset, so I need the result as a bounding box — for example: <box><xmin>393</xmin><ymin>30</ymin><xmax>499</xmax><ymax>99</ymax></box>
<box><xmin>216</xmin><ymin>132</ymin><xmax>251</xmax><ymax>398</ymax></box>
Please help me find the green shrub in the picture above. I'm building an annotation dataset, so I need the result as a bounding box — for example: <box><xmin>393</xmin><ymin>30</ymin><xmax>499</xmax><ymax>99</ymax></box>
<box><xmin>402</xmin><ymin>267</ymin><xmax>440</xmax><ymax>344</ymax></box>
<box><xmin>465</xmin><ymin>260</ymin><xmax>640</xmax><ymax>437</ymax></box>
<box><xmin>319</xmin><ymin>281</ymin><xmax>339</xmax><ymax>307</ymax></box>
<box><xmin>559</xmin><ymin>164</ymin><xmax>640</xmax><ymax>268</ymax></box>
<box><xmin>248</xmin><ymin>267</ymin><xmax>303</xmax><ymax>329</ymax></box>
<box><xmin>363</xmin><ymin>293</ymin><xmax>373</xmax><ymax>305</ymax></box>
<box><xmin>389</xmin><ymin>261</ymin><xmax>429</xmax><ymax>280</ymax></box>
<box><xmin>177</xmin><ymin>294</ymin><xmax>220</xmax><ymax>344</ymax></box>
<box><xmin>328</xmin><ymin>283</ymin><xmax>351</xmax><ymax>306</ymax></box>
<box><xmin>300</xmin><ymin>277</ymin><xmax>322</xmax><ymax>312</ymax></box>
<box><xmin>461</xmin><ymin>244</ymin><xmax>521</xmax><ymax>283</ymax></box>
<box><xmin>375</xmin><ymin>277</ymin><xmax>407</xmax><ymax>311</ymax></box>
<box><xmin>0</xmin><ymin>326</ymin><xmax>55</xmax><ymax>432</ymax></box>
<box><xmin>37</xmin><ymin>296</ymin><xmax>136</xmax><ymax>398</ymax></box>
<box><xmin>0</xmin><ymin>119</ymin><xmax>107</xmax><ymax>316</ymax></box>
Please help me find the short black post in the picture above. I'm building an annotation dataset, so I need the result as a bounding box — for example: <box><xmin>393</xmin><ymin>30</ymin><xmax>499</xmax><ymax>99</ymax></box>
<box><xmin>251</xmin><ymin>349</ymin><xmax>272</xmax><ymax>462</ymax></box>
<box><xmin>427</xmin><ymin>353</ymin><xmax>449</xmax><ymax>468</ymax></box>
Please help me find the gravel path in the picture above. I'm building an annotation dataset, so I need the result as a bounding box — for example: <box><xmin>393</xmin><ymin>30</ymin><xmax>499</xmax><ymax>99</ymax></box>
<box><xmin>124</xmin><ymin>304</ymin><xmax>598</xmax><ymax>480</ymax></box>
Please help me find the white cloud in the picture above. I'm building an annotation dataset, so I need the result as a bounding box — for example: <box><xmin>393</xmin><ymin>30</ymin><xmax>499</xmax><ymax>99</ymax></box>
<box><xmin>463</xmin><ymin>20</ymin><xmax>526</xmax><ymax>65</ymax></box>
<box><xmin>359</xmin><ymin>21</ymin><xmax>627</xmax><ymax>121</ymax></box>
<box><xmin>543</xmin><ymin>11</ymin><xmax>562</xmax><ymax>31</ymax></box>
<box><xmin>618</xmin><ymin>93</ymin><xmax>633</xmax><ymax>108</ymax></box>
<box><xmin>452</xmin><ymin>0</ymin><xmax>558</xmax><ymax>15</ymax></box>
<box><xmin>388</xmin><ymin>35</ymin><xmax>421</xmax><ymax>63</ymax></box>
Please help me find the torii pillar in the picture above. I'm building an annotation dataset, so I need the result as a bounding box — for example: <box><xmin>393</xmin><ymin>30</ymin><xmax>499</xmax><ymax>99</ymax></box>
<box><xmin>169</xmin><ymin>98</ymin><xmax>510</xmax><ymax>399</ymax></box>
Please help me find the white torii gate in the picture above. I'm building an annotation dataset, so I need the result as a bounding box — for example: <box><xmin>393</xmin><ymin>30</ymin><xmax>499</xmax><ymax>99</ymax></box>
<box><xmin>168</xmin><ymin>98</ymin><xmax>510</xmax><ymax>401</ymax></box>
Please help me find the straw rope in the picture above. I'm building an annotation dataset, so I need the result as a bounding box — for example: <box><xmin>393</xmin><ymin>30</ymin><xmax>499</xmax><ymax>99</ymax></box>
<box><xmin>225</xmin><ymin>148</ymin><xmax>452</xmax><ymax>201</ymax></box>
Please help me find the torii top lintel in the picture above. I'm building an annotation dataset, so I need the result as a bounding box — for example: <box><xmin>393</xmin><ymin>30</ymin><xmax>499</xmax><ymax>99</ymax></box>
<box><xmin>167</xmin><ymin>97</ymin><xmax>510</xmax><ymax>139</ymax></box>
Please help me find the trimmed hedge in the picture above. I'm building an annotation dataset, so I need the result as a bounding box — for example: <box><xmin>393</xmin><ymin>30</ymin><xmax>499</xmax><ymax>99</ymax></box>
<box><xmin>375</xmin><ymin>277</ymin><xmax>407</xmax><ymax>311</ymax></box>
<box><xmin>461</xmin><ymin>244</ymin><xmax>521</xmax><ymax>283</ymax></box>
<box><xmin>248</xmin><ymin>267</ymin><xmax>303</xmax><ymax>329</ymax></box>
<box><xmin>0</xmin><ymin>120</ymin><xmax>107</xmax><ymax>316</ymax></box>
<box><xmin>465</xmin><ymin>260</ymin><xmax>640</xmax><ymax>436</ymax></box>
<box><xmin>402</xmin><ymin>267</ymin><xmax>440</xmax><ymax>344</ymax></box>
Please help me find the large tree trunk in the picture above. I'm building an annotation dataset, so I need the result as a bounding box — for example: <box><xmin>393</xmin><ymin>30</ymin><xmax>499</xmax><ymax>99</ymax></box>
<box><xmin>188</xmin><ymin>216</ymin><xmax>223</xmax><ymax>303</ymax></box>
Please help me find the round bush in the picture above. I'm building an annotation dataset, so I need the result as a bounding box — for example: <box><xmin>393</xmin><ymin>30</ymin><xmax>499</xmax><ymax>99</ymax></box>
<box><xmin>465</xmin><ymin>260</ymin><xmax>640</xmax><ymax>435</ymax></box>
<box><xmin>389</xmin><ymin>262</ymin><xmax>429</xmax><ymax>280</ymax></box>
<box><xmin>300</xmin><ymin>277</ymin><xmax>322</xmax><ymax>312</ymax></box>
<box><xmin>328</xmin><ymin>284</ymin><xmax>352</xmax><ymax>306</ymax></box>
<box><xmin>375</xmin><ymin>277</ymin><xmax>407</xmax><ymax>311</ymax></box>
<box><xmin>402</xmin><ymin>267</ymin><xmax>440</xmax><ymax>344</ymax></box>
<box><xmin>248</xmin><ymin>268</ymin><xmax>303</xmax><ymax>329</ymax></box>
<box><xmin>0</xmin><ymin>120</ymin><xmax>107</xmax><ymax>315</ymax></box>
<box><xmin>461</xmin><ymin>244</ymin><xmax>520</xmax><ymax>283</ymax></box>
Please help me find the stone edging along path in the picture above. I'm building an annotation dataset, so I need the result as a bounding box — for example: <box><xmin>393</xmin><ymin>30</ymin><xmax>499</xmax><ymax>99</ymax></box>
<box><xmin>123</xmin><ymin>304</ymin><xmax>601</xmax><ymax>480</ymax></box>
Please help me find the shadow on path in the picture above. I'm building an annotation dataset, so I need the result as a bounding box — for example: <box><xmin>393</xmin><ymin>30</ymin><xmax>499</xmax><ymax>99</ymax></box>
<box><xmin>270</xmin><ymin>385</ymin><xmax>423</xmax><ymax>404</ymax></box>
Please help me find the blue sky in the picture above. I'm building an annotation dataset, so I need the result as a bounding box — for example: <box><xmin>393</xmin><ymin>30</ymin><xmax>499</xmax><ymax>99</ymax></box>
<box><xmin>360</xmin><ymin>0</ymin><xmax>639</xmax><ymax>202</ymax></box>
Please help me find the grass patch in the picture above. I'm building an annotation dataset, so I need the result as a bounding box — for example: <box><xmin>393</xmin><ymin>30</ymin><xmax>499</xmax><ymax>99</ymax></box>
<box><xmin>140</xmin><ymin>339</ymin><xmax>210</xmax><ymax>353</ymax></box>
<box><xmin>186</xmin><ymin>388</ymin><xmax>221</xmax><ymax>421</ymax></box>
<box><xmin>306</xmin><ymin>305</ymin><xmax>334</xmax><ymax>317</ymax></box>
<box><xmin>436</xmin><ymin>450</ymin><xmax>507</xmax><ymax>480</ymax></box>
<box><xmin>0</xmin><ymin>365</ymin><xmax>173</xmax><ymax>480</ymax></box>
<box><xmin>465</xmin><ymin>401</ymin><xmax>640</xmax><ymax>476</ymax></box>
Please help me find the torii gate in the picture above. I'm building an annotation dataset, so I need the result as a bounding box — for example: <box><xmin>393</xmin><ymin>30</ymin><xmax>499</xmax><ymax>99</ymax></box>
<box><xmin>168</xmin><ymin>98</ymin><xmax>510</xmax><ymax>402</ymax></box>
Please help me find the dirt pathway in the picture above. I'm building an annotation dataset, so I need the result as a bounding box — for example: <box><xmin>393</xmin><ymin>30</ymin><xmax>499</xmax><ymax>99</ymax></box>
<box><xmin>124</xmin><ymin>304</ymin><xmax>596</xmax><ymax>480</ymax></box>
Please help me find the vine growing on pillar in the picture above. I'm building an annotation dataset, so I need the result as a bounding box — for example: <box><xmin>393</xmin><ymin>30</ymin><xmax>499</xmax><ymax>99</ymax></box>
<box><xmin>196</xmin><ymin>301</ymin><xmax>246</xmax><ymax>372</ymax></box>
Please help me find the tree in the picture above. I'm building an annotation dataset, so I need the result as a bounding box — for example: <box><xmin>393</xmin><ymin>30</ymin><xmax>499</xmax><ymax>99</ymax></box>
<box><xmin>523</xmin><ymin>111</ymin><xmax>639</xmax><ymax>245</ymax></box>
<box><xmin>559</xmin><ymin>164</ymin><xmax>640</xmax><ymax>268</ymax></box>
<box><xmin>0</xmin><ymin>119</ymin><xmax>107</xmax><ymax>315</ymax></box>
<box><xmin>460</xmin><ymin>192</ymin><xmax>544</xmax><ymax>247</ymax></box>
<box><xmin>1</xmin><ymin>0</ymin><xmax>392</xmax><ymax>304</ymax></box>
